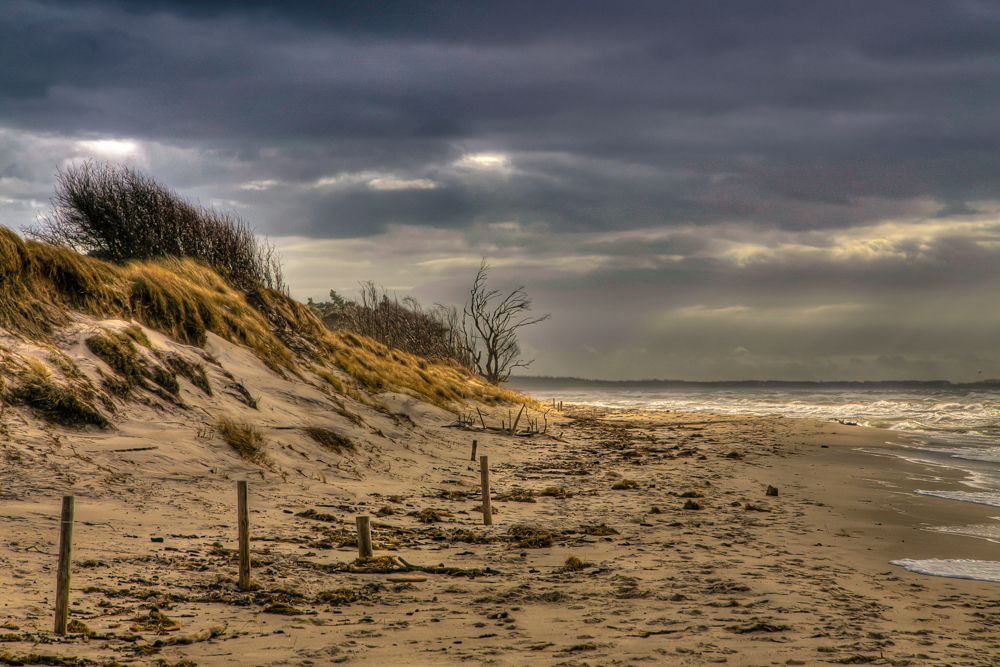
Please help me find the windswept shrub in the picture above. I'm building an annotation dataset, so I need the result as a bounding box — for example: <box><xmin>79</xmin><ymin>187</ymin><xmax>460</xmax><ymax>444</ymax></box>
<box><xmin>217</xmin><ymin>417</ymin><xmax>271</xmax><ymax>466</ymax></box>
<box><xmin>28</xmin><ymin>161</ymin><xmax>284</xmax><ymax>293</ymax></box>
<box><xmin>330</xmin><ymin>282</ymin><xmax>473</xmax><ymax>370</ymax></box>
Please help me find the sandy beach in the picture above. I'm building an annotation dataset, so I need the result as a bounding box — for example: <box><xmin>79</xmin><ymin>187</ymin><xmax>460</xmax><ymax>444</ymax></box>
<box><xmin>3</xmin><ymin>331</ymin><xmax>1000</xmax><ymax>667</ymax></box>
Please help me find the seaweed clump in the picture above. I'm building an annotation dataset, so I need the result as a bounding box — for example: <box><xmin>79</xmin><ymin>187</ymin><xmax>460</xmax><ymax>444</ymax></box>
<box><xmin>507</xmin><ymin>524</ymin><xmax>555</xmax><ymax>549</ymax></box>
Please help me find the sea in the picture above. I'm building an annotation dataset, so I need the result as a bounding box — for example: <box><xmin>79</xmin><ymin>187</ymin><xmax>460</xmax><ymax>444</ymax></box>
<box><xmin>512</xmin><ymin>377</ymin><xmax>1000</xmax><ymax>583</ymax></box>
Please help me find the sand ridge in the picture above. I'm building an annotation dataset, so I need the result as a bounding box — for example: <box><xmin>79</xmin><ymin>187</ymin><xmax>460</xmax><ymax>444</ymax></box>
<box><xmin>1</xmin><ymin>326</ymin><xmax>1000</xmax><ymax>665</ymax></box>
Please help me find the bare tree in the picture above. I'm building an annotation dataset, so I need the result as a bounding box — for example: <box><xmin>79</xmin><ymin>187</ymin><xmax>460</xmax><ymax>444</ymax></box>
<box><xmin>463</xmin><ymin>259</ymin><xmax>550</xmax><ymax>384</ymax></box>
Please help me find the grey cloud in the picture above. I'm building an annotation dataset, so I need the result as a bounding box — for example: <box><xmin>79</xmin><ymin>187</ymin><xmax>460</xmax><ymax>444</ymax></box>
<box><xmin>4</xmin><ymin>0</ymin><xmax>1000</xmax><ymax>381</ymax></box>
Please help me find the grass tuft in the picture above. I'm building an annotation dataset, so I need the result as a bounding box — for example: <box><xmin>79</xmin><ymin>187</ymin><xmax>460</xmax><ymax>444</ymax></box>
<box><xmin>166</xmin><ymin>354</ymin><xmax>212</xmax><ymax>395</ymax></box>
<box><xmin>303</xmin><ymin>426</ymin><xmax>356</xmax><ymax>455</ymax></box>
<box><xmin>86</xmin><ymin>330</ymin><xmax>145</xmax><ymax>389</ymax></box>
<box><xmin>217</xmin><ymin>417</ymin><xmax>271</xmax><ymax>467</ymax></box>
<box><xmin>6</xmin><ymin>365</ymin><xmax>109</xmax><ymax>429</ymax></box>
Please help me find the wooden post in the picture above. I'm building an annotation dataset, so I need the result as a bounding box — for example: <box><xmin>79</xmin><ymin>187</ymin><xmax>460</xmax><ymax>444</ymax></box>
<box><xmin>53</xmin><ymin>495</ymin><xmax>74</xmax><ymax>635</ymax></box>
<box><xmin>480</xmin><ymin>455</ymin><xmax>493</xmax><ymax>526</ymax></box>
<box><xmin>470</xmin><ymin>439</ymin><xmax>478</xmax><ymax>461</ymax></box>
<box><xmin>510</xmin><ymin>405</ymin><xmax>525</xmax><ymax>436</ymax></box>
<box><xmin>559</xmin><ymin>401</ymin><xmax>563</xmax><ymax>411</ymax></box>
<box><xmin>237</xmin><ymin>481</ymin><xmax>251</xmax><ymax>591</ymax></box>
<box><xmin>356</xmin><ymin>515</ymin><xmax>373</xmax><ymax>558</ymax></box>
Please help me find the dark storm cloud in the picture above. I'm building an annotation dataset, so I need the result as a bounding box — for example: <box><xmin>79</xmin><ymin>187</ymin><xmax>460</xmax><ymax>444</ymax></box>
<box><xmin>3</xmin><ymin>0</ymin><xmax>999</xmax><ymax>238</ymax></box>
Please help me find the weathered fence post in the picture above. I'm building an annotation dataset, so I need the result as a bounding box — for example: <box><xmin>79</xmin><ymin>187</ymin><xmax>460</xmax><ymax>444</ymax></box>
<box><xmin>470</xmin><ymin>439</ymin><xmax>478</xmax><ymax>461</ymax></box>
<box><xmin>237</xmin><ymin>481</ymin><xmax>251</xmax><ymax>591</ymax></box>
<box><xmin>356</xmin><ymin>515</ymin><xmax>374</xmax><ymax>558</ymax></box>
<box><xmin>510</xmin><ymin>405</ymin><xmax>525</xmax><ymax>436</ymax></box>
<box><xmin>480</xmin><ymin>455</ymin><xmax>493</xmax><ymax>526</ymax></box>
<box><xmin>53</xmin><ymin>495</ymin><xmax>74</xmax><ymax>635</ymax></box>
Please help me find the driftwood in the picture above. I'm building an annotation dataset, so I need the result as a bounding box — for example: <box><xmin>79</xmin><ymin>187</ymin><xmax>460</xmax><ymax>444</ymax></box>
<box><xmin>314</xmin><ymin>555</ymin><xmax>495</xmax><ymax>578</ymax></box>
<box><xmin>509</xmin><ymin>405</ymin><xmax>525</xmax><ymax>436</ymax></box>
<box><xmin>154</xmin><ymin>623</ymin><xmax>227</xmax><ymax>647</ymax></box>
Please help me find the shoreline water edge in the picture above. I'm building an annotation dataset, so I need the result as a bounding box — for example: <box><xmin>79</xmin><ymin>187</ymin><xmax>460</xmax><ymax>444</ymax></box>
<box><xmin>4</xmin><ymin>400</ymin><xmax>1000</xmax><ymax>664</ymax></box>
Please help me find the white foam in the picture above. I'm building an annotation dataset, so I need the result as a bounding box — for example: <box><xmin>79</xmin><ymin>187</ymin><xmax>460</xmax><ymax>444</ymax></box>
<box><xmin>914</xmin><ymin>489</ymin><xmax>1000</xmax><ymax>507</ymax></box>
<box><xmin>891</xmin><ymin>558</ymin><xmax>1000</xmax><ymax>583</ymax></box>
<box><xmin>927</xmin><ymin>524</ymin><xmax>1000</xmax><ymax>541</ymax></box>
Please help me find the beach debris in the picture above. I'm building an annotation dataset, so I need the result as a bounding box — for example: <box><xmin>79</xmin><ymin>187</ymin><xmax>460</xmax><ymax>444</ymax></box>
<box><xmin>678</xmin><ymin>490</ymin><xmax>704</xmax><ymax>498</ymax></box>
<box><xmin>539</xmin><ymin>486</ymin><xmax>573</xmax><ymax>498</ymax></box>
<box><xmin>744</xmin><ymin>503</ymin><xmax>771</xmax><ymax>512</ymax></box>
<box><xmin>130</xmin><ymin>609</ymin><xmax>181</xmax><ymax>634</ymax></box>
<box><xmin>611</xmin><ymin>479</ymin><xmax>639</xmax><ymax>490</ymax></box>
<box><xmin>630</xmin><ymin>626</ymin><xmax>690</xmax><ymax>637</ymax></box>
<box><xmin>408</xmin><ymin>508</ymin><xmax>454</xmax><ymax>523</ymax></box>
<box><xmin>766</xmin><ymin>485</ymin><xmax>779</xmax><ymax>496</ymax></box>
<box><xmin>449</xmin><ymin>528</ymin><xmax>495</xmax><ymax>544</ymax></box>
<box><xmin>561</xmin><ymin>642</ymin><xmax>602</xmax><ymax>652</ymax></box>
<box><xmin>682</xmin><ymin>500</ymin><xmax>702</xmax><ymax>510</ymax></box>
<box><xmin>558</xmin><ymin>556</ymin><xmax>594</xmax><ymax>573</ymax></box>
<box><xmin>316</xmin><ymin>588</ymin><xmax>359</xmax><ymax>605</ymax></box>
<box><xmin>496</xmin><ymin>489</ymin><xmax>536</xmax><ymax>503</ymax></box>
<box><xmin>296</xmin><ymin>508</ymin><xmax>341</xmax><ymax>523</ymax></box>
<box><xmin>649</xmin><ymin>506</ymin><xmax>662</xmax><ymax>514</ymax></box>
<box><xmin>508</xmin><ymin>524</ymin><xmax>556</xmax><ymax>548</ymax></box>
<box><xmin>724</xmin><ymin>451</ymin><xmax>743</xmax><ymax>459</ymax></box>
<box><xmin>726</xmin><ymin>621</ymin><xmax>789</xmax><ymax>634</ymax></box>
<box><xmin>579</xmin><ymin>523</ymin><xmax>619</xmax><ymax>536</ymax></box>
<box><xmin>471</xmin><ymin>503</ymin><xmax>499</xmax><ymax>516</ymax></box>
<box><xmin>705</xmin><ymin>581</ymin><xmax>751</xmax><ymax>594</ymax></box>
<box><xmin>66</xmin><ymin>620</ymin><xmax>90</xmax><ymax>635</ymax></box>
<box><xmin>262</xmin><ymin>602</ymin><xmax>306</xmax><ymax>615</ymax></box>
<box><xmin>153</xmin><ymin>623</ymin><xmax>227</xmax><ymax>647</ymax></box>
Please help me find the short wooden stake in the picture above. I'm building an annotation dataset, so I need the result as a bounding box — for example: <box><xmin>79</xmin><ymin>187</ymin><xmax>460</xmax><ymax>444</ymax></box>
<box><xmin>470</xmin><ymin>439</ymin><xmax>478</xmax><ymax>461</ymax></box>
<box><xmin>480</xmin><ymin>455</ymin><xmax>493</xmax><ymax>526</ymax></box>
<box><xmin>53</xmin><ymin>495</ymin><xmax>74</xmax><ymax>635</ymax></box>
<box><xmin>237</xmin><ymin>481</ymin><xmax>251</xmax><ymax>591</ymax></box>
<box><xmin>510</xmin><ymin>404</ymin><xmax>525</xmax><ymax>436</ymax></box>
<box><xmin>356</xmin><ymin>515</ymin><xmax>374</xmax><ymax>558</ymax></box>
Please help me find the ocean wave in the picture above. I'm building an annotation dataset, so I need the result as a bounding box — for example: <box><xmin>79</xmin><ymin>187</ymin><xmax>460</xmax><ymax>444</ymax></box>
<box><xmin>927</xmin><ymin>524</ymin><xmax>1000</xmax><ymax>542</ymax></box>
<box><xmin>535</xmin><ymin>386</ymin><xmax>1000</xmax><ymax>449</ymax></box>
<box><xmin>891</xmin><ymin>558</ymin><xmax>1000</xmax><ymax>583</ymax></box>
<box><xmin>914</xmin><ymin>489</ymin><xmax>1000</xmax><ymax>507</ymax></box>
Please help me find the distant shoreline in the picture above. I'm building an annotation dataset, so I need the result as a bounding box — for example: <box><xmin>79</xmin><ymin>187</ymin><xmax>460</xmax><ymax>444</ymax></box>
<box><xmin>510</xmin><ymin>375</ymin><xmax>1000</xmax><ymax>390</ymax></box>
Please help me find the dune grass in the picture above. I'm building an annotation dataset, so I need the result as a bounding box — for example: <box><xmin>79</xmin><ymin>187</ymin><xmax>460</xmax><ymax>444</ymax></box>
<box><xmin>6</xmin><ymin>361</ymin><xmax>110</xmax><ymax>429</ymax></box>
<box><xmin>303</xmin><ymin>426</ymin><xmax>356</xmax><ymax>455</ymax></box>
<box><xmin>0</xmin><ymin>225</ymin><xmax>540</xmax><ymax>412</ymax></box>
<box><xmin>166</xmin><ymin>354</ymin><xmax>212</xmax><ymax>396</ymax></box>
<box><xmin>217</xmin><ymin>417</ymin><xmax>271</xmax><ymax>467</ymax></box>
<box><xmin>328</xmin><ymin>330</ymin><xmax>542</xmax><ymax>413</ymax></box>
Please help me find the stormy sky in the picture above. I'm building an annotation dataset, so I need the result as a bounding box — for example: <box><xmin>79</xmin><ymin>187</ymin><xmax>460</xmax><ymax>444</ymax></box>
<box><xmin>2</xmin><ymin>0</ymin><xmax>1000</xmax><ymax>382</ymax></box>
